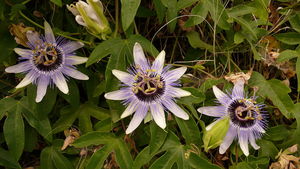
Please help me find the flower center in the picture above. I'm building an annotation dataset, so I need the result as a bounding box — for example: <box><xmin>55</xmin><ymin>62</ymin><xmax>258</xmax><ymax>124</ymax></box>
<box><xmin>33</xmin><ymin>43</ymin><xmax>63</xmax><ymax>72</ymax></box>
<box><xmin>228</xmin><ymin>99</ymin><xmax>262</xmax><ymax>128</ymax></box>
<box><xmin>132</xmin><ymin>69</ymin><xmax>165</xmax><ymax>102</ymax></box>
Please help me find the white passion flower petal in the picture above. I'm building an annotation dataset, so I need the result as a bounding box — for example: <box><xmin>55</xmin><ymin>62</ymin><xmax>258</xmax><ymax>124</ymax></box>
<box><xmin>14</xmin><ymin>48</ymin><xmax>32</xmax><ymax>57</ymax></box>
<box><xmin>15</xmin><ymin>71</ymin><xmax>36</xmax><ymax>89</ymax></box>
<box><xmin>61</xmin><ymin>41</ymin><xmax>84</xmax><ymax>54</ymax></box>
<box><xmin>44</xmin><ymin>21</ymin><xmax>56</xmax><ymax>44</ymax></box>
<box><xmin>121</xmin><ymin>99</ymin><xmax>139</xmax><ymax>119</ymax></box>
<box><xmin>66</xmin><ymin>56</ymin><xmax>88</xmax><ymax>65</ymax></box>
<box><xmin>232</xmin><ymin>80</ymin><xmax>244</xmax><ymax>98</ymax></box>
<box><xmin>162</xmin><ymin>99</ymin><xmax>189</xmax><ymax>120</ymax></box>
<box><xmin>151</xmin><ymin>50</ymin><xmax>165</xmax><ymax>74</ymax></box>
<box><xmin>219</xmin><ymin>126</ymin><xmax>236</xmax><ymax>154</ymax></box>
<box><xmin>125</xmin><ymin>105</ymin><xmax>148</xmax><ymax>134</ymax></box>
<box><xmin>26</xmin><ymin>30</ymin><xmax>42</xmax><ymax>47</ymax></box>
<box><xmin>52</xmin><ymin>73</ymin><xmax>69</xmax><ymax>94</ymax></box>
<box><xmin>163</xmin><ymin>67</ymin><xmax>187</xmax><ymax>84</ymax></box>
<box><xmin>62</xmin><ymin>67</ymin><xmax>89</xmax><ymax>80</ymax></box>
<box><xmin>36</xmin><ymin>76</ymin><xmax>50</xmax><ymax>103</ymax></box>
<box><xmin>112</xmin><ymin>69</ymin><xmax>134</xmax><ymax>85</ymax></box>
<box><xmin>197</xmin><ymin>106</ymin><xmax>225</xmax><ymax>117</ymax></box>
<box><xmin>5</xmin><ymin>61</ymin><xmax>31</xmax><ymax>73</ymax></box>
<box><xmin>150</xmin><ymin>103</ymin><xmax>166</xmax><ymax>129</ymax></box>
<box><xmin>238</xmin><ymin>131</ymin><xmax>249</xmax><ymax>156</ymax></box>
<box><xmin>133</xmin><ymin>42</ymin><xmax>150</xmax><ymax>70</ymax></box>
<box><xmin>212</xmin><ymin>85</ymin><xmax>231</xmax><ymax>106</ymax></box>
<box><xmin>104</xmin><ymin>88</ymin><xmax>131</xmax><ymax>100</ymax></box>
<box><xmin>169</xmin><ymin>87</ymin><xmax>191</xmax><ymax>98</ymax></box>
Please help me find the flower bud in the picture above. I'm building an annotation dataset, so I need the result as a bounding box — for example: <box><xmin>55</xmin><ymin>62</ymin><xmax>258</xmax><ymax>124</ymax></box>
<box><xmin>67</xmin><ymin>0</ymin><xmax>111</xmax><ymax>39</ymax></box>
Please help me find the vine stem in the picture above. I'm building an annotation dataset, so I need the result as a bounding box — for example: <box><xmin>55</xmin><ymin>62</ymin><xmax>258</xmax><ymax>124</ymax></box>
<box><xmin>19</xmin><ymin>11</ymin><xmax>92</xmax><ymax>45</ymax></box>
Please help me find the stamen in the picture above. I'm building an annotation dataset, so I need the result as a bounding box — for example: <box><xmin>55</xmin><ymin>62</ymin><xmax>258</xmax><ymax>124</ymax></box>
<box><xmin>32</xmin><ymin>42</ymin><xmax>63</xmax><ymax>72</ymax></box>
<box><xmin>228</xmin><ymin>99</ymin><xmax>262</xmax><ymax>128</ymax></box>
<box><xmin>132</xmin><ymin>67</ymin><xmax>165</xmax><ymax>102</ymax></box>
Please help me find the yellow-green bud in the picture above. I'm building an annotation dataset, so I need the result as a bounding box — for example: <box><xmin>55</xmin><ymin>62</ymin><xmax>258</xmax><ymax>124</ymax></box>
<box><xmin>67</xmin><ymin>0</ymin><xmax>111</xmax><ymax>39</ymax></box>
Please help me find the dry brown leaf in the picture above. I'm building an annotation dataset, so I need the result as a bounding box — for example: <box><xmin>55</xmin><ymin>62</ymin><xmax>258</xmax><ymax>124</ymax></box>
<box><xmin>9</xmin><ymin>23</ymin><xmax>35</xmax><ymax>47</ymax></box>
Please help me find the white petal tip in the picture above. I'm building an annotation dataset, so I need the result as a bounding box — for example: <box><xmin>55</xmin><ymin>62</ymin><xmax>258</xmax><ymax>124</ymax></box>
<box><xmin>219</xmin><ymin>148</ymin><xmax>226</xmax><ymax>154</ymax></box>
<box><xmin>78</xmin><ymin>42</ymin><xmax>84</xmax><ymax>47</ymax></box>
<box><xmin>35</xmin><ymin>97</ymin><xmax>42</xmax><ymax>103</ymax></box>
<box><xmin>205</xmin><ymin>127</ymin><xmax>211</xmax><ymax>131</ymax></box>
<box><xmin>81</xmin><ymin>75</ymin><xmax>89</xmax><ymax>80</ymax></box>
<box><xmin>253</xmin><ymin>146</ymin><xmax>260</xmax><ymax>150</ymax></box>
<box><xmin>185</xmin><ymin>91</ymin><xmax>192</xmax><ymax>97</ymax></box>
<box><xmin>125</xmin><ymin>129</ymin><xmax>132</xmax><ymax>134</ymax></box>
<box><xmin>134</xmin><ymin>42</ymin><xmax>141</xmax><ymax>47</ymax></box>
<box><xmin>182</xmin><ymin>115</ymin><xmax>189</xmax><ymax>120</ymax></box>
<box><xmin>60</xmin><ymin>88</ymin><xmax>69</xmax><ymax>94</ymax></box>
<box><xmin>104</xmin><ymin>93</ymin><xmax>109</xmax><ymax>99</ymax></box>
<box><xmin>5</xmin><ymin>67</ymin><xmax>13</xmax><ymax>73</ymax></box>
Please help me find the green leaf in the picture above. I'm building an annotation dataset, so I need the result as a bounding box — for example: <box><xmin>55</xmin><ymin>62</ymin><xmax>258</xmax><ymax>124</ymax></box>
<box><xmin>73</xmin><ymin>131</ymin><xmax>133</xmax><ymax>169</ymax></box>
<box><xmin>233</xmin><ymin>17</ymin><xmax>257</xmax><ymax>40</ymax></box>
<box><xmin>0</xmin><ymin>148</ymin><xmax>21</xmax><ymax>169</ymax></box>
<box><xmin>149</xmin><ymin>148</ymin><xmax>181</xmax><ymax>169</ymax></box>
<box><xmin>0</xmin><ymin>98</ymin><xmax>17</xmax><ymax>119</ymax></box>
<box><xmin>52</xmin><ymin>106</ymin><xmax>78</xmax><ymax>134</ymax></box>
<box><xmin>177</xmin><ymin>0</ymin><xmax>198</xmax><ymax>10</ymax></box>
<box><xmin>249</xmin><ymin>41</ymin><xmax>262</xmax><ymax>60</ymax></box>
<box><xmin>257</xmin><ymin>140</ymin><xmax>279</xmax><ymax>160</ymax></box>
<box><xmin>277</xmin><ymin>49</ymin><xmax>300</xmax><ymax>62</ymax></box>
<box><xmin>297</xmin><ymin>57</ymin><xmax>300</xmax><ymax>92</ymax></box>
<box><xmin>50</xmin><ymin>0</ymin><xmax>62</xmax><ymax>7</ymax></box>
<box><xmin>86</xmin><ymin>145</ymin><xmax>113</xmax><ymax>169</ymax></box>
<box><xmin>205</xmin><ymin>0</ymin><xmax>230</xmax><ymax>30</ymax></box>
<box><xmin>234</xmin><ymin>32</ymin><xmax>245</xmax><ymax>44</ymax></box>
<box><xmin>40</xmin><ymin>146</ymin><xmax>74</xmax><ymax>169</ymax></box>
<box><xmin>114</xmin><ymin>139</ymin><xmax>133</xmax><ymax>169</ymax></box>
<box><xmin>19</xmin><ymin>97</ymin><xmax>52</xmax><ymax>142</ymax></box>
<box><xmin>132</xmin><ymin>146</ymin><xmax>154</xmax><ymax>169</ymax></box>
<box><xmin>275</xmin><ymin>32</ymin><xmax>300</xmax><ymax>45</ymax></box>
<box><xmin>227</xmin><ymin>4</ymin><xmax>256</xmax><ymax>18</ymax></box>
<box><xmin>186</xmin><ymin>31</ymin><xmax>213</xmax><ymax>52</ymax></box>
<box><xmin>149</xmin><ymin>122</ymin><xmax>168</xmax><ymax>154</ymax></box>
<box><xmin>72</xmin><ymin>132</ymin><xmax>116</xmax><ymax>147</ymax></box>
<box><xmin>61</xmin><ymin>80</ymin><xmax>80</xmax><ymax>108</ymax></box>
<box><xmin>265</xmin><ymin>125</ymin><xmax>290</xmax><ymax>141</ymax></box>
<box><xmin>93</xmin><ymin>80</ymin><xmax>106</xmax><ymax>97</ymax></box>
<box><xmin>94</xmin><ymin>118</ymin><xmax>114</xmax><ymax>132</ymax></box>
<box><xmin>291</xmin><ymin>103</ymin><xmax>300</xmax><ymax>145</ymax></box>
<box><xmin>203</xmin><ymin>117</ymin><xmax>230</xmax><ymax>152</ymax></box>
<box><xmin>86</xmin><ymin>38</ymin><xmax>119</xmax><ymax>67</ymax></box>
<box><xmin>161</xmin><ymin>0</ymin><xmax>178</xmax><ymax>32</ymax></box>
<box><xmin>185</xmin><ymin>1</ymin><xmax>208</xmax><ymax>27</ymax></box>
<box><xmin>249</xmin><ymin>72</ymin><xmax>295</xmax><ymax>118</ymax></box>
<box><xmin>52</xmin><ymin>149</ymin><xmax>74</xmax><ymax>169</ymax></box>
<box><xmin>175</xmin><ymin>116</ymin><xmax>201</xmax><ymax>144</ymax></box>
<box><xmin>3</xmin><ymin>105</ymin><xmax>24</xmax><ymax>160</ymax></box>
<box><xmin>40</xmin><ymin>147</ymin><xmax>55</xmax><ymax>169</ymax></box>
<box><xmin>121</xmin><ymin>0</ymin><xmax>141</xmax><ymax>31</ymax></box>
<box><xmin>199</xmin><ymin>79</ymin><xmax>226</xmax><ymax>93</ymax></box>
<box><xmin>236</xmin><ymin>162</ymin><xmax>253</xmax><ymax>169</ymax></box>
<box><xmin>289</xmin><ymin>13</ymin><xmax>300</xmax><ymax>33</ymax></box>
<box><xmin>153</xmin><ymin>0</ymin><xmax>166</xmax><ymax>24</ymax></box>
<box><xmin>187</xmin><ymin>152</ymin><xmax>222</xmax><ymax>169</ymax></box>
